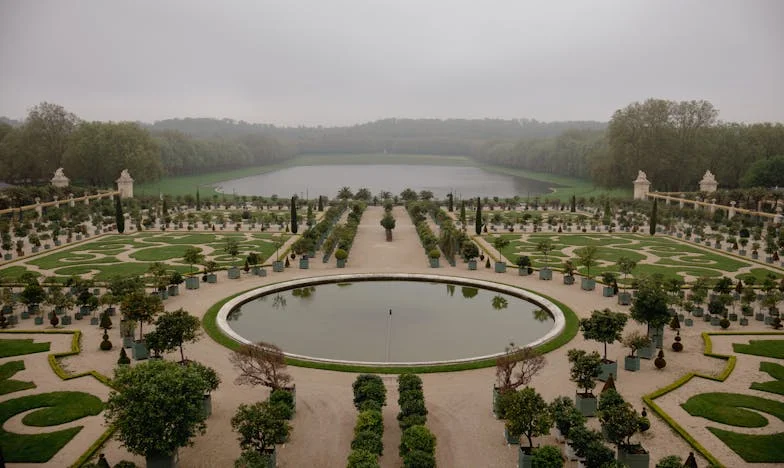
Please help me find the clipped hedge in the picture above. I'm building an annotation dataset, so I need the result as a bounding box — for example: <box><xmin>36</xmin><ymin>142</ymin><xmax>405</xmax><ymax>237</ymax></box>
<box><xmin>348</xmin><ymin>374</ymin><xmax>385</xmax><ymax>466</ymax></box>
<box><xmin>396</xmin><ymin>374</ymin><xmax>436</xmax><ymax>466</ymax></box>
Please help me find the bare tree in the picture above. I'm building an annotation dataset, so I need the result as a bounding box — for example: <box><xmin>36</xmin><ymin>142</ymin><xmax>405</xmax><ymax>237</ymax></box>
<box><xmin>229</xmin><ymin>342</ymin><xmax>292</xmax><ymax>391</ymax></box>
<box><xmin>495</xmin><ymin>343</ymin><xmax>546</xmax><ymax>392</ymax></box>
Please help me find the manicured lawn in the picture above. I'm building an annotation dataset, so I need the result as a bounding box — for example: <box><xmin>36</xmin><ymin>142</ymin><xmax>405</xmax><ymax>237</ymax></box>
<box><xmin>130</xmin><ymin>245</ymin><xmax>200</xmax><ymax>261</ymax></box>
<box><xmin>0</xmin><ymin>266</ymin><xmax>40</xmax><ymax>282</ymax></box>
<box><xmin>0</xmin><ymin>361</ymin><xmax>35</xmax><ymax>395</ymax></box>
<box><xmin>733</xmin><ymin>340</ymin><xmax>784</xmax><ymax>359</ymax></box>
<box><xmin>751</xmin><ymin>362</ymin><xmax>784</xmax><ymax>396</ymax></box>
<box><xmin>706</xmin><ymin>428</ymin><xmax>784</xmax><ymax>463</ymax></box>
<box><xmin>681</xmin><ymin>392</ymin><xmax>784</xmax><ymax>428</ymax></box>
<box><xmin>0</xmin><ymin>339</ymin><xmax>51</xmax><ymax>358</ymax></box>
<box><xmin>54</xmin><ymin>263</ymin><xmax>192</xmax><ymax>281</ymax></box>
<box><xmin>0</xmin><ymin>391</ymin><xmax>104</xmax><ymax>462</ymax></box>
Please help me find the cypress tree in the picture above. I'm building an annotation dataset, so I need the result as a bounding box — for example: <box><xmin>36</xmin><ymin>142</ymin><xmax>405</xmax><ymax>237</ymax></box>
<box><xmin>447</xmin><ymin>193</ymin><xmax>454</xmax><ymax>212</ymax></box>
<box><xmin>114</xmin><ymin>195</ymin><xmax>125</xmax><ymax>234</ymax></box>
<box><xmin>475</xmin><ymin>197</ymin><xmax>482</xmax><ymax>236</ymax></box>
<box><xmin>460</xmin><ymin>201</ymin><xmax>466</xmax><ymax>226</ymax></box>
<box><xmin>649</xmin><ymin>198</ymin><xmax>658</xmax><ymax>236</ymax></box>
<box><xmin>317</xmin><ymin>195</ymin><xmax>324</xmax><ymax>211</ymax></box>
<box><xmin>196</xmin><ymin>189</ymin><xmax>201</xmax><ymax>211</ymax></box>
<box><xmin>570</xmin><ymin>195</ymin><xmax>576</xmax><ymax>212</ymax></box>
<box><xmin>290</xmin><ymin>196</ymin><xmax>298</xmax><ymax>234</ymax></box>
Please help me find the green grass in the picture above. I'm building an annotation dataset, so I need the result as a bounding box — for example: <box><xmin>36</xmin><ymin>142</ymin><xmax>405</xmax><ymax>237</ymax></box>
<box><xmin>751</xmin><ymin>362</ymin><xmax>784</xmax><ymax>396</ymax></box>
<box><xmin>0</xmin><ymin>361</ymin><xmax>35</xmax><ymax>395</ymax></box>
<box><xmin>733</xmin><ymin>340</ymin><xmax>784</xmax><ymax>359</ymax></box>
<box><xmin>706</xmin><ymin>428</ymin><xmax>784</xmax><ymax>463</ymax></box>
<box><xmin>201</xmin><ymin>282</ymin><xmax>579</xmax><ymax>373</ymax></box>
<box><xmin>681</xmin><ymin>392</ymin><xmax>784</xmax><ymax>427</ymax></box>
<box><xmin>54</xmin><ymin>263</ymin><xmax>192</xmax><ymax>281</ymax></box>
<box><xmin>0</xmin><ymin>391</ymin><xmax>104</xmax><ymax>462</ymax></box>
<box><xmin>0</xmin><ymin>266</ymin><xmax>40</xmax><ymax>282</ymax></box>
<box><xmin>130</xmin><ymin>245</ymin><xmax>199</xmax><ymax>261</ymax></box>
<box><xmin>0</xmin><ymin>338</ymin><xmax>51</xmax><ymax>358</ymax></box>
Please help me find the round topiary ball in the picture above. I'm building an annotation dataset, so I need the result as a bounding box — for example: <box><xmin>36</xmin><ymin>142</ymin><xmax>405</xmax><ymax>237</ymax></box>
<box><xmin>654</xmin><ymin>349</ymin><xmax>666</xmax><ymax>369</ymax></box>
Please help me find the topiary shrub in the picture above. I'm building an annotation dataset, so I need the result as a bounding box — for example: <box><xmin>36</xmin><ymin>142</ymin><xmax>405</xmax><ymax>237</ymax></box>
<box><xmin>346</xmin><ymin>449</ymin><xmax>379</xmax><ymax>468</ymax></box>
<box><xmin>402</xmin><ymin>449</ymin><xmax>436</xmax><ymax>468</ymax></box>
<box><xmin>353</xmin><ymin>374</ymin><xmax>386</xmax><ymax>410</ymax></box>
<box><xmin>100</xmin><ymin>330</ymin><xmax>113</xmax><ymax>351</ymax></box>
<box><xmin>530</xmin><ymin>445</ymin><xmax>564</xmax><ymax>468</ymax></box>
<box><xmin>720</xmin><ymin>318</ymin><xmax>730</xmax><ymax>329</ymax></box>
<box><xmin>351</xmin><ymin>430</ymin><xmax>384</xmax><ymax>456</ymax></box>
<box><xmin>399</xmin><ymin>425</ymin><xmax>436</xmax><ymax>459</ymax></box>
<box><xmin>655</xmin><ymin>455</ymin><xmax>683</xmax><ymax>468</ymax></box>
<box><xmin>654</xmin><ymin>349</ymin><xmax>667</xmax><ymax>369</ymax></box>
<box><xmin>485</xmin><ymin>258</ymin><xmax>491</xmax><ymax>268</ymax></box>
<box><xmin>671</xmin><ymin>332</ymin><xmax>683</xmax><ymax>352</ymax></box>
<box><xmin>117</xmin><ymin>347</ymin><xmax>130</xmax><ymax>365</ymax></box>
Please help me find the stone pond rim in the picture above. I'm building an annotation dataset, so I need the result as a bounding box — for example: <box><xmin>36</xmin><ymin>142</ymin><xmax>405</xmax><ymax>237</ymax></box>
<box><xmin>216</xmin><ymin>273</ymin><xmax>567</xmax><ymax>367</ymax></box>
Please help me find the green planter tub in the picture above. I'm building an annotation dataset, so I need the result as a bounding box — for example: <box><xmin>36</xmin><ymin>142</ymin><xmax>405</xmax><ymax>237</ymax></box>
<box><xmin>272</xmin><ymin>261</ymin><xmax>284</xmax><ymax>272</ymax></box>
<box><xmin>598</xmin><ymin>360</ymin><xmax>617</xmax><ymax>381</ymax></box>
<box><xmin>185</xmin><ymin>277</ymin><xmax>200</xmax><ymax>290</ymax></box>
<box><xmin>617</xmin><ymin>292</ymin><xmax>632</xmax><ymax>305</ymax></box>
<box><xmin>167</xmin><ymin>285</ymin><xmax>179</xmax><ymax>296</ymax></box>
<box><xmin>494</xmin><ymin>261</ymin><xmax>506</xmax><ymax>273</ymax></box>
<box><xmin>206</xmin><ymin>273</ymin><xmax>218</xmax><ymax>284</ymax></box>
<box><xmin>228</xmin><ymin>267</ymin><xmax>241</xmax><ymax>279</ymax></box>
<box><xmin>581</xmin><ymin>278</ymin><xmax>596</xmax><ymax>291</ymax></box>
<box><xmin>539</xmin><ymin>268</ymin><xmax>552</xmax><ymax>280</ymax></box>
<box><xmin>145</xmin><ymin>450</ymin><xmax>179</xmax><ymax>468</ymax></box>
<box><xmin>624</xmin><ymin>355</ymin><xmax>640</xmax><ymax>371</ymax></box>
<box><xmin>617</xmin><ymin>446</ymin><xmax>649</xmax><ymax>468</ymax></box>
<box><xmin>602</xmin><ymin>286</ymin><xmax>614</xmax><ymax>297</ymax></box>
<box><xmin>132</xmin><ymin>341</ymin><xmax>149</xmax><ymax>361</ymax></box>
<box><xmin>575</xmin><ymin>392</ymin><xmax>597</xmax><ymax>417</ymax></box>
<box><xmin>468</xmin><ymin>259</ymin><xmax>477</xmax><ymax>270</ymax></box>
<box><xmin>299</xmin><ymin>257</ymin><xmax>310</xmax><ymax>269</ymax></box>
<box><xmin>518</xmin><ymin>267</ymin><xmax>529</xmax><ymax>276</ymax></box>
<box><xmin>336</xmin><ymin>258</ymin><xmax>346</xmax><ymax>268</ymax></box>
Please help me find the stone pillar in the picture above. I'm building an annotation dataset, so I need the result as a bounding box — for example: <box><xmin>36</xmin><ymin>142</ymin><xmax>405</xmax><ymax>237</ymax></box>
<box><xmin>699</xmin><ymin>170</ymin><xmax>718</xmax><ymax>193</ymax></box>
<box><xmin>116</xmin><ymin>169</ymin><xmax>134</xmax><ymax>199</ymax></box>
<box><xmin>53</xmin><ymin>196</ymin><xmax>59</xmax><ymax>208</ymax></box>
<box><xmin>679</xmin><ymin>195</ymin><xmax>685</xmax><ymax>209</ymax></box>
<box><xmin>34</xmin><ymin>197</ymin><xmax>42</xmax><ymax>217</ymax></box>
<box><xmin>633</xmin><ymin>171</ymin><xmax>651</xmax><ymax>200</ymax></box>
<box><xmin>728</xmin><ymin>201</ymin><xmax>736</xmax><ymax>220</ymax></box>
<box><xmin>710</xmin><ymin>199</ymin><xmax>717</xmax><ymax>214</ymax></box>
<box><xmin>84</xmin><ymin>196</ymin><xmax>90</xmax><ymax>206</ymax></box>
<box><xmin>68</xmin><ymin>194</ymin><xmax>75</xmax><ymax>207</ymax></box>
<box><xmin>775</xmin><ymin>204</ymin><xmax>783</xmax><ymax>225</ymax></box>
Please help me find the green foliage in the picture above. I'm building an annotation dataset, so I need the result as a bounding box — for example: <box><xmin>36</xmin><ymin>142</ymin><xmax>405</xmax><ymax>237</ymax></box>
<box><xmin>346</xmin><ymin>449</ymin><xmax>380</xmax><ymax>468</ymax></box>
<box><xmin>579</xmin><ymin>308</ymin><xmax>629</xmax><ymax>360</ymax></box>
<box><xmin>0</xmin><ymin>391</ymin><xmax>103</xmax><ymax>462</ymax></box>
<box><xmin>234</xmin><ymin>450</ymin><xmax>272</xmax><ymax>468</ymax></box>
<box><xmin>531</xmin><ymin>445</ymin><xmax>564</xmax><ymax>468</ymax></box>
<box><xmin>354</xmin><ymin>410</ymin><xmax>383</xmax><ymax>437</ymax></box>
<box><xmin>682</xmin><ymin>392</ymin><xmax>784</xmax><ymax>428</ymax></box>
<box><xmin>120</xmin><ymin>291</ymin><xmax>164</xmax><ymax>341</ymax></box>
<box><xmin>733</xmin><ymin>340</ymin><xmax>784</xmax><ymax>359</ymax></box>
<box><xmin>655</xmin><ymin>455</ymin><xmax>683</xmax><ymax>468</ymax></box>
<box><xmin>630</xmin><ymin>277</ymin><xmax>670</xmax><ymax>331</ymax></box>
<box><xmin>399</xmin><ymin>425</ymin><xmax>436</xmax><ymax>459</ymax></box>
<box><xmin>706</xmin><ymin>427</ymin><xmax>784</xmax><ymax>462</ymax></box>
<box><xmin>231</xmin><ymin>400</ymin><xmax>291</xmax><ymax>454</ymax></box>
<box><xmin>105</xmin><ymin>359</ymin><xmax>209</xmax><ymax>457</ymax></box>
<box><xmin>0</xmin><ymin>361</ymin><xmax>35</xmax><ymax>395</ymax></box>
<box><xmin>115</xmin><ymin>195</ymin><xmax>125</xmax><ymax>234</ymax></box>
<box><xmin>549</xmin><ymin>396</ymin><xmax>585</xmax><ymax>437</ymax></box>
<box><xmin>351</xmin><ymin>430</ymin><xmax>384</xmax><ymax>456</ymax></box>
<box><xmin>290</xmin><ymin>196</ymin><xmax>298</xmax><ymax>234</ymax></box>
<box><xmin>153</xmin><ymin>308</ymin><xmax>201</xmax><ymax>361</ymax></box>
<box><xmin>499</xmin><ymin>387</ymin><xmax>552</xmax><ymax>447</ymax></box>
<box><xmin>475</xmin><ymin>198</ymin><xmax>482</xmax><ymax>235</ymax></box>
<box><xmin>741</xmin><ymin>154</ymin><xmax>784</xmax><ymax>188</ymax></box>
<box><xmin>567</xmin><ymin>349</ymin><xmax>602</xmax><ymax>395</ymax></box>
<box><xmin>402</xmin><ymin>449</ymin><xmax>436</xmax><ymax>468</ymax></box>
<box><xmin>0</xmin><ymin>338</ymin><xmax>50</xmax><ymax>357</ymax></box>
<box><xmin>352</xmin><ymin>374</ymin><xmax>386</xmax><ymax>410</ymax></box>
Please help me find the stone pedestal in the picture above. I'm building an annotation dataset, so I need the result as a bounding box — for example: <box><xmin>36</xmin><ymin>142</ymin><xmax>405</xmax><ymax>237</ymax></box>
<box><xmin>116</xmin><ymin>169</ymin><xmax>134</xmax><ymax>198</ymax></box>
<box><xmin>633</xmin><ymin>171</ymin><xmax>651</xmax><ymax>200</ymax></box>
<box><xmin>728</xmin><ymin>201</ymin><xmax>736</xmax><ymax>219</ymax></box>
<box><xmin>51</xmin><ymin>168</ymin><xmax>69</xmax><ymax>188</ymax></box>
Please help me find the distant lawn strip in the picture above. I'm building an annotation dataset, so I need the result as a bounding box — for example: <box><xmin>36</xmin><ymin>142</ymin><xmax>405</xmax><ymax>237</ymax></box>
<box><xmin>706</xmin><ymin>429</ymin><xmax>784</xmax><ymax>463</ymax></box>
<box><xmin>0</xmin><ymin>338</ymin><xmax>51</xmax><ymax>358</ymax></box>
<box><xmin>479</xmin><ymin>164</ymin><xmax>632</xmax><ymax>201</ymax></box>
<box><xmin>741</xmin><ymin>268</ymin><xmax>784</xmax><ymax>283</ymax></box>
<box><xmin>752</xmin><ymin>362</ymin><xmax>784</xmax><ymax>396</ymax></box>
<box><xmin>681</xmin><ymin>392</ymin><xmax>784</xmax><ymax>428</ymax></box>
<box><xmin>0</xmin><ymin>361</ymin><xmax>35</xmax><ymax>395</ymax></box>
<box><xmin>733</xmin><ymin>340</ymin><xmax>784</xmax><ymax>359</ymax></box>
<box><xmin>202</xmin><ymin>281</ymin><xmax>579</xmax><ymax>374</ymax></box>
<box><xmin>0</xmin><ymin>266</ymin><xmax>41</xmax><ymax>282</ymax></box>
<box><xmin>130</xmin><ymin>245</ymin><xmax>199</xmax><ymax>261</ymax></box>
<box><xmin>0</xmin><ymin>391</ymin><xmax>104</xmax><ymax>463</ymax></box>
<box><xmin>27</xmin><ymin>250</ymin><xmax>121</xmax><ymax>270</ymax></box>
<box><xmin>54</xmin><ymin>263</ymin><xmax>192</xmax><ymax>281</ymax></box>
<box><xmin>143</xmin><ymin>233</ymin><xmax>222</xmax><ymax>244</ymax></box>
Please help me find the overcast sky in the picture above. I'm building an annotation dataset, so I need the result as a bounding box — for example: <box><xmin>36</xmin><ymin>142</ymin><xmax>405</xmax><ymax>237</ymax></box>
<box><xmin>1</xmin><ymin>0</ymin><xmax>782</xmax><ymax>126</ymax></box>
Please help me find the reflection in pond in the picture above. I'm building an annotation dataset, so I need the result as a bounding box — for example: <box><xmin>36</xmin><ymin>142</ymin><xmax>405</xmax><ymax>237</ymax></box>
<box><xmin>226</xmin><ymin>308</ymin><xmax>242</xmax><ymax>321</ymax></box>
<box><xmin>291</xmin><ymin>286</ymin><xmax>316</xmax><ymax>299</ymax></box>
<box><xmin>272</xmin><ymin>293</ymin><xmax>287</xmax><ymax>310</ymax></box>
<box><xmin>461</xmin><ymin>286</ymin><xmax>478</xmax><ymax>299</ymax></box>
<box><xmin>492</xmin><ymin>295</ymin><xmax>509</xmax><ymax>310</ymax></box>
<box><xmin>446</xmin><ymin>284</ymin><xmax>455</xmax><ymax>296</ymax></box>
<box><xmin>532</xmin><ymin>308</ymin><xmax>550</xmax><ymax>322</ymax></box>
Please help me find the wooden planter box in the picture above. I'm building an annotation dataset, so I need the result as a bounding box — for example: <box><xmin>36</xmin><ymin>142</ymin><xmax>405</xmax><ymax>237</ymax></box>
<box><xmin>132</xmin><ymin>341</ymin><xmax>149</xmax><ymax>360</ymax></box>
<box><xmin>299</xmin><ymin>257</ymin><xmax>310</xmax><ymax>269</ymax></box>
<box><xmin>563</xmin><ymin>275</ymin><xmax>575</xmax><ymax>285</ymax></box>
<box><xmin>581</xmin><ymin>278</ymin><xmax>596</xmax><ymax>291</ymax></box>
<box><xmin>468</xmin><ymin>260</ymin><xmax>477</xmax><ymax>270</ymax></box>
<box><xmin>518</xmin><ymin>267</ymin><xmax>529</xmax><ymax>276</ymax></box>
<box><xmin>185</xmin><ymin>277</ymin><xmax>200</xmax><ymax>290</ymax></box>
<box><xmin>494</xmin><ymin>261</ymin><xmax>506</xmax><ymax>273</ymax></box>
<box><xmin>740</xmin><ymin>318</ymin><xmax>749</xmax><ymax>326</ymax></box>
<box><xmin>272</xmin><ymin>261</ymin><xmax>284</xmax><ymax>272</ymax></box>
<box><xmin>228</xmin><ymin>267</ymin><xmax>241</xmax><ymax>279</ymax></box>
<box><xmin>145</xmin><ymin>450</ymin><xmax>179</xmax><ymax>468</ymax></box>
<box><xmin>539</xmin><ymin>268</ymin><xmax>552</xmax><ymax>280</ymax></box>
<box><xmin>518</xmin><ymin>447</ymin><xmax>534</xmax><ymax>468</ymax></box>
<box><xmin>167</xmin><ymin>285</ymin><xmax>179</xmax><ymax>297</ymax></box>
<box><xmin>202</xmin><ymin>394</ymin><xmax>213</xmax><ymax>418</ymax></box>
<box><xmin>206</xmin><ymin>273</ymin><xmax>218</xmax><ymax>284</ymax></box>
<box><xmin>575</xmin><ymin>393</ymin><xmax>597</xmax><ymax>417</ymax></box>
<box><xmin>336</xmin><ymin>259</ymin><xmax>346</xmax><ymax>268</ymax></box>
<box><xmin>504</xmin><ymin>426</ymin><xmax>520</xmax><ymax>445</ymax></box>
<box><xmin>624</xmin><ymin>355</ymin><xmax>640</xmax><ymax>371</ymax></box>
<box><xmin>599</xmin><ymin>360</ymin><xmax>617</xmax><ymax>381</ymax></box>
<box><xmin>685</xmin><ymin>318</ymin><xmax>693</xmax><ymax>327</ymax></box>
<box><xmin>617</xmin><ymin>446</ymin><xmax>649</xmax><ymax>468</ymax></box>
<box><xmin>602</xmin><ymin>286</ymin><xmax>614</xmax><ymax>297</ymax></box>
<box><xmin>61</xmin><ymin>315</ymin><xmax>72</xmax><ymax>326</ymax></box>
<box><xmin>638</xmin><ymin>344</ymin><xmax>655</xmax><ymax>360</ymax></box>
<box><xmin>618</xmin><ymin>292</ymin><xmax>632</xmax><ymax>305</ymax></box>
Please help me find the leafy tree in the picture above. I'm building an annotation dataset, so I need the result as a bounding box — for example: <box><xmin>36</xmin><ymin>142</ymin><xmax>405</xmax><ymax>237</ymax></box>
<box><xmin>183</xmin><ymin>247</ymin><xmax>204</xmax><ymax>274</ymax></box>
<box><xmin>104</xmin><ymin>359</ymin><xmax>210</xmax><ymax>458</ymax></box>
<box><xmin>346</xmin><ymin>449</ymin><xmax>379</xmax><ymax>468</ymax></box>
<box><xmin>579</xmin><ymin>309</ymin><xmax>629</xmax><ymax>361</ymax></box>
<box><xmin>353</xmin><ymin>374</ymin><xmax>387</xmax><ymax>410</ymax></box>
<box><xmin>338</xmin><ymin>187</ymin><xmax>354</xmax><ymax>200</ymax></box>
<box><xmin>576</xmin><ymin>245</ymin><xmax>599</xmax><ymax>278</ymax></box>
<box><xmin>656</xmin><ymin>455</ymin><xmax>684</xmax><ymax>468</ymax></box>
<box><xmin>229</xmin><ymin>342</ymin><xmax>292</xmax><ymax>391</ymax></box>
<box><xmin>599</xmin><ymin>396</ymin><xmax>645</xmax><ymax>449</ymax></box>
<box><xmin>380</xmin><ymin>213</ymin><xmax>396</xmax><ymax>239</ymax></box>
<box><xmin>231</xmin><ymin>400</ymin><xmax>291</xmax><ymax>457</ymax></box>
<box><xmin>499</xmin><ymin>387</ymin><xmax>552</xmax><ymax>448</ymax></box>
<box><xmin>549</xmin><ymin>396</ymin><xmax>585</xmax><ymax>439</ymax></box>
<box><xmin>120</xmin><ymin>291</ymin><xmax>164</xmax><ymax>341</ymax></box>
<box><xmin>536</xmin><ymin>239</ymin><xmax>554</xmax><ymax>268</ymax></box>
<box><xmin>153</xmin><ymin>308</ymin><xmax>202</xmax><ymax>362</ymax></box>
<box><xmin>630</xmin><ymin>277</ymin><xmax>670</xmax><ymax>334</ymax></box>
<box><xmin>495</xmin><ymin>343</ymin><xmax>546</xmax><ymax>393</ymax></box>
<box><xmin>741</xmin><ymin>155</ymin><xmax>784</xmax><ymax>188</ymax></box>
<box><xmin>290</xmin><ymin>196</ymin><xmax>298</xmax><ymax>234</ymax></box>
<box><xmin>114</xmin><ymin>195</ymin><xmax>125</xmax><ymax>234</ymax></box>
<box><xmin>460</xmin><ymin>240</ymin><xmax>479</xmax><ymax>262</ymax></box>
<box><xmin>616</xmin><ymin>256</ymin><xmax>637</xmax><ymax>290</ymax></box>
<box><xmin>399</xmin><ymin>425</ymin><xmax>436</xmax><ymax>459</ymax></box>
<box><xmin>567</xmin><ymin>349</ymin><xmax>602</xmax><ymax>396</ymax></box>
<box><xmin>224</xmin><ymin>237</ymin><xmax>241</xmax><ymax>265</ymax></box>
<box><xmin>531</xmin><ymin>445</ymin><xmax>564</xmax><ymax>468</ymax></box>
<box><xmin>475</xmin><ymin>197</ymin><xmax>482</xmax><ymax>235</ymax></box>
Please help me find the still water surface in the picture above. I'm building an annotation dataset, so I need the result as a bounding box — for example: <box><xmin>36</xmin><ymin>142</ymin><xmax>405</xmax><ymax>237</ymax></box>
<box><xmin>227</xmin><ymin>280</ymin><xmax>554</xmax><ymax>363</ymax></box>
<box><xmin>215</xmin><ymin>164</ymin><xmax>553</xmax><ymax>199</ymax></box>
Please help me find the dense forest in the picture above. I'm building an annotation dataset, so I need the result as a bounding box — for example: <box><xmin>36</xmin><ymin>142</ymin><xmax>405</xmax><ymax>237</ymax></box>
<box><xmin>1</xmin><ymin>99</ymin><xmax>783</xmax><ymax>191</ymax></box>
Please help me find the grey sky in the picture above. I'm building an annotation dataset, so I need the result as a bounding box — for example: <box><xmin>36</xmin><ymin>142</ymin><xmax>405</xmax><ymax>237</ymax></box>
<box><xmin>1</xmin><ymin>0</ymin><xmax>782</xmax><ymax>126</ymax></box>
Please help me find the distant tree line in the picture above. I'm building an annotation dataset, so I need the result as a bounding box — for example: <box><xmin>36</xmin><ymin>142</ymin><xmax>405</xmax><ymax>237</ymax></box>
<box><xmin>2</xmin><ymin>99</ymin><xmax>783</xmax><ymax>190</ymax></box>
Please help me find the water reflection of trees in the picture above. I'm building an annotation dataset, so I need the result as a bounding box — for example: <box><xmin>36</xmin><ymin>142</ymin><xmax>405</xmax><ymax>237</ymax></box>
<box><xmin>532</xmin><ymin>308</ymin><xmax>551</xmax><ymax>322</ymax></box>
<box><xmin>461</xmin><ymin>286</ymin><xmax>478</xmax><ymax>299</ymax></box>
<box><xmin>272</xmin><ymin>293</ymin><xmax>287</xmax><ymax>310</ymax></box>
<box><xmin>291</xmin><ymin>286</ymin><xmax>316</xmax><ymax>299</ymax></box>
<box><xmin>227</xmin><ymin>308</ymin><xmax>242</xmax><ymax>321</ymax></box>
<box><xmin>491</xmin><ymin>295</ymin><xmax>509</xmax><ymax>310</ymax></box>
<box><xmin>446</xmin><ymin>284</ymin><xmax>455</xmax><ymax>296</ymax></box>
